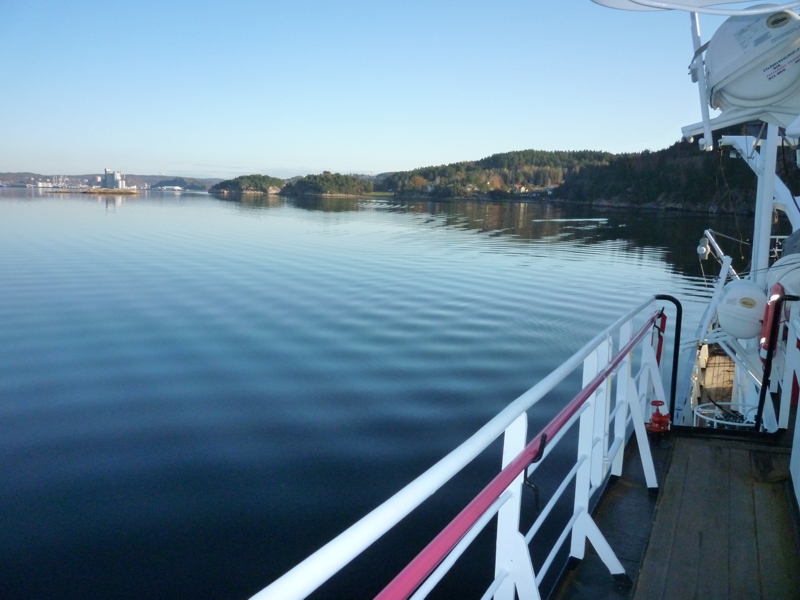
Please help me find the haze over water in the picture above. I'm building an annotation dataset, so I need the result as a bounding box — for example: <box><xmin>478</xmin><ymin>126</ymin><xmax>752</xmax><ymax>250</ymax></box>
<box><xmin>0</xmin><ymin>190</ymin><xmax>737</xmax><ymax>598</ymax></box>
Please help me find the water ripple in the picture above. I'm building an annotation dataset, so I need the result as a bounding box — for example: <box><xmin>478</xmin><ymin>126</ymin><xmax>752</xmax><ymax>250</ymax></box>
<box><xmin>0</xmin><ymin>191</ymin><xmax>717</xmax><ymax>599</ymax></box>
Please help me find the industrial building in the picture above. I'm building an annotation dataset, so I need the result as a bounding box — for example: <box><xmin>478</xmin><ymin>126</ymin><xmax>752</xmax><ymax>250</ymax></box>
<box><xmin>103</xmin><ymin>169</ymin><xmax>126</xmax><ymax>189</ymax></box>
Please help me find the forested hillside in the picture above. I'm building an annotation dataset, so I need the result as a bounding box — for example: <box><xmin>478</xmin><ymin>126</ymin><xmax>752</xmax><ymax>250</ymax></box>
<box><xmin>378</xmin><ymin>150</ymin><xmax>613</xmax><ymax>198</ymax></box>
<box><xmin>553</xmin><ymin>140</ymin><xmax>760</xmax><ymax>212</ymax></box>
<box><xmin>377</xmin><ymin>140</ymin><xmax>795</xmax><ymax>214</ymax></box>
<box><xmin>204</xmin><ymin>140</ymin><xmax>799</xmax><ymax>214</ymax></box>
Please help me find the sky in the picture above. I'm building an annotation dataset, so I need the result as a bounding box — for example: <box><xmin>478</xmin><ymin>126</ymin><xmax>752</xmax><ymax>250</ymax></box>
<box><xmin>0</xmin><ymin>0</ymin><xmax>729</xmax><ymax>178</ymax></box>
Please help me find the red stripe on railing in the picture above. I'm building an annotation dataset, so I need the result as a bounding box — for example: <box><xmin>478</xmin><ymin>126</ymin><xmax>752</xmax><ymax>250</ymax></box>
<box><xmin>375</xmin><ymin>310</ymin><xmax>662</xmax><ymax>600</ymax></box>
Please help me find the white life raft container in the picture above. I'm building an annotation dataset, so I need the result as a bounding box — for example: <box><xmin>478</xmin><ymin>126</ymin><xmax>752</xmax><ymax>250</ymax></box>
<box><xmin>705</xmin><ymin>8</ymin><xmax>800</xmax><ymax>112</ymax></box>
<box><xmin>717</xmin><ymin>279</ymin><xmax>768</xmax><ymax>339</ymax></box>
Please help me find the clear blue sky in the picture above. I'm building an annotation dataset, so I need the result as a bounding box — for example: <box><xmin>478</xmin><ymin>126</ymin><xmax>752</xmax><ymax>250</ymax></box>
<box><xmin>0</xmin><ymin>0</ymin><xmax>726</xmax><ymax>178</ymax></box>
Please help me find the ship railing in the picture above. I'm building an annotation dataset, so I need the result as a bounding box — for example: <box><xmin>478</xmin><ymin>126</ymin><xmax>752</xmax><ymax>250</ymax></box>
<box><xmin>687</xmin><ymin>273</ymin><xmax>800</xmax><ymax>432</ymax></box>
<box><xmin>251</xmin><ymin>296</ymin><xmax>681</xmax><ymax>600</ymax></box>
<box><xmin>759</xmin><ymin>283</ymin><xmax>800</xmax><ymax>431</ymax></box>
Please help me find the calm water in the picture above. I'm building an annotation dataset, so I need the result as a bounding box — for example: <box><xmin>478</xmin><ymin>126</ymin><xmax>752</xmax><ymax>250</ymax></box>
<box><xmin>0</xmin><ymin>190</ymin><xmax>743</xmax><ymax>599</ymax></box>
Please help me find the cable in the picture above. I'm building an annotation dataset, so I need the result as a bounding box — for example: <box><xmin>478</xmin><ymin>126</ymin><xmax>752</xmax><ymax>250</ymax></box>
<box><xmin>699</xmin><ymin>256</ymin><xmax>709</xmax><ymax>288</ymax></box>
<box><xmin>715</xmin><ymin>152</ymin><xmax>746</xmax><ymax>261</ymax></box>
<box><xmin>707</xmin><ymin>229</ymin><xmax>751</xmax><ymax>245</ymax></box>
<box><xmin>708</xmin><ymin>396</ymin><xmax>745</xmax><ymax>424</ymax></box>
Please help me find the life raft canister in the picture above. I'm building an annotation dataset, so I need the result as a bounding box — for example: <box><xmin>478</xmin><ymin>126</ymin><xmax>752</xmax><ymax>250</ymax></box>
<box><xmin>717</xmin><ymin>279</ymin><xmax>768</xmax><ymax>339</ymax></box>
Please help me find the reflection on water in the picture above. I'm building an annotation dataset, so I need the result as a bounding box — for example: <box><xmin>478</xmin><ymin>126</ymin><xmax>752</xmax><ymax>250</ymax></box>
<box><xmin>0</xmin><ymin>188</ymin><xmax>738</xmax><ymax>599</ymax></box>
<box><xmin>290</xmin><ymin>195</ymin><xmax>365</xmax><ymax>212</ymax></box>
<box><xmin>215</xmin><ymin>193</ymin><xmax>283</xmax><ymax>210</ymax></box>
<box><xmin>40</xmin><ymin>186</ymin><xmax>757</xmax><ymax>281</ymax></box>
<box><xmin>216</xmin><ymin>192</ymin><xmax>757</xmax><ymax>277</ymax></box>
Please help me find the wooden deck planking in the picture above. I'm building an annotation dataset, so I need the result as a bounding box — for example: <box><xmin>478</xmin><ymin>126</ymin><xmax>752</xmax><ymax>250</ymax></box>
<box><xmin>658</xmin><ymin>442</ymin><xmax>719</xmax><ymax>599</ymax></box>
<box><xmin>633</xmin><ymin>437</ymin><xmax>800</xmax><ymax>600</ymax></box>
<box><xmin>752</xmin><ymin>452</ymin><xmax>800</xmax><ymax>598</ymax></box>
<box><xmin>694</xmin><ymin>443</ymin><xmax>730</xmax><ymax>600</ymax></box>
<box><xmin>631</xmin><ymin>438</ymin><xmax>690</xmax><ymax>600</ymax></box>
<box><xmin>701</xmin><ymin>352</ymin><xmax>735</xmax><ymax>406</ymax></box>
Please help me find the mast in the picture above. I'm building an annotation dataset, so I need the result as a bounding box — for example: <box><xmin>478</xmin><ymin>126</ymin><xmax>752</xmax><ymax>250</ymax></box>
<box><xmin>753</xmin><ymin>124</ymin><xmax>780</xmax><ymax>285</ymax></box>
<box><xmin>689</xmin><ymin>12</ymin><xmax>714</xmax><ymax>151</ymax></box>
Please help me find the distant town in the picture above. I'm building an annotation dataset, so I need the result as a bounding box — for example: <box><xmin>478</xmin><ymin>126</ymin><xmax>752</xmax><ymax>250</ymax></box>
<box><xmin>3</xmin><ymin>169</ymin><xmax>141</xmax><ymax>190</ymax></box>
<box><xmin>0</xmin><ymin>170</ymin><xmax>222</xmax><ymax>192</ymax></box>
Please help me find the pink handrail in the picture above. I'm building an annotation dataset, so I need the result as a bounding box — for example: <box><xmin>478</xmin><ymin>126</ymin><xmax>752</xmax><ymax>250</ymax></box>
<box><xmin>375</xmin><ymin>310</ymin><xmax>662</xmax><ymax>600</ymax></box>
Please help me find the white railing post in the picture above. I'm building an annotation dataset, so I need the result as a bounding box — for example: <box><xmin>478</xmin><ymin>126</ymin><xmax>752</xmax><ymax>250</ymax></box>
<box><xmin>640</xmin><ymin>339</ymin><xmax>654</xmax><ymax>422</ymax></box>
<box><xmin>592</xmin><ymin>337</ymin><xmax>613</xmax><ymax>487</ymax></box>
<box><xmin>570</xmin><ymin>342</ymin><xmax>626</xmax><ymax>577</ymax></box>
<box><xmin>612</xmin><ymin>320</ymin><xmax>633</xmax><ymax>476</ymax></box>
<box><xmin>571</xmin><ymin>350</ymin><xmax>599</xmax><ymax>559</ymax></box>
<box><xmin>494</xmin><ymin>412</ymin><xmax>530</xmax><ymax>600</ymax></box>
<box><xmin>629</xmin><ymin>344</ymin><xmax>661</xmax><ymax>488</ymax></box>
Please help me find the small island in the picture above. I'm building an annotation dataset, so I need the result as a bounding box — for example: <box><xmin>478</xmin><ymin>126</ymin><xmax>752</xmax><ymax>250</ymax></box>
<box><xmin>210</xmin><ymin>174</ymin><xmax>285</xmax><ymax>195</ymax></box>
<box><xmin>280</xmin><ymin>171</ymin><xmax>373</xmax><ymax>196</ymax></box>
<box><xmin>209</xmin><ymin>171</ymin><xmax>374</xmax><ymax>198</ymax></box>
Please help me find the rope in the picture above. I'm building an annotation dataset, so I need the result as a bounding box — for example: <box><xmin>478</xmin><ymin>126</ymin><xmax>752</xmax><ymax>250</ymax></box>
<box><xmin>713</xmin><ymin>151</ymin><xmax>746</xmax><ymax>261</ymax></box>
<box><xmin>707</xmin><ymin>229</ymin><xmax>750</xmax><ymax>246</ymax></box>
<box><xmin>699</xmin><ymin>257</ymin><xmax>709</xmax><ymax>289</ymax></box>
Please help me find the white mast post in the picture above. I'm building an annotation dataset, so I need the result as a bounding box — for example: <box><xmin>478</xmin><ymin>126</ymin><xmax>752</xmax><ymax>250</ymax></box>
<box><xmin>689</xmin><ymin>12</ymin><xmax>714</xmax><ymax>151</ymax></box>
<box><xmin>753</xmin><ymin>123</ymin><xmax>779</xmax><ymax>286</ymax></box>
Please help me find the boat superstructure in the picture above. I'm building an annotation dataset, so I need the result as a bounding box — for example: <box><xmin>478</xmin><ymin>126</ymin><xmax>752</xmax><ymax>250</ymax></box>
<box><xmin>250</xmin><ymin>2</ymin><xmax>800</xmax><ymax>598</ymax></box>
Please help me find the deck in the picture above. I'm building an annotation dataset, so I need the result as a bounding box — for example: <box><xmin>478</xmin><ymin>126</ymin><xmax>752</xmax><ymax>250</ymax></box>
<box><xmin>632</xmin><ymin>435</ymin><xmax>800</xmax><ymax>600</ymax></box>
<box><xmin>699</xmin><ymin>347</ymin><xmax>735</xmax><ymax>406</ymax></box>
<box><xmin>551</xmin><ymin>431</ymin><xmax>800</xmax><ymax>600</ymax></box>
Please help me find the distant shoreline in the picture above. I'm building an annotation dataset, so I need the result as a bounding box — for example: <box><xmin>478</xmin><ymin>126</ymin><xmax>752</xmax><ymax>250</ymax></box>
<box><xmin>211</xmin><ymin>190</ymin><xmax>386</xmax><ymax>199</ymax></box>
<box><xmin>23</xmin><ymin>186</ymin><xmax>753</xmax><ymax>215</ymax></box>
<box><xmin>211</xmin><ymin>189</ymin><xmax>734</xmax><ymax>214</ymax></box>
<box><xmin>42</xmin><ymin>188</ymin><xmax>140</xmax><ymax>195</ymax></box>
